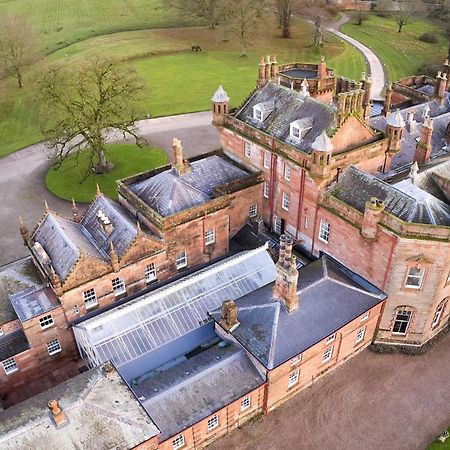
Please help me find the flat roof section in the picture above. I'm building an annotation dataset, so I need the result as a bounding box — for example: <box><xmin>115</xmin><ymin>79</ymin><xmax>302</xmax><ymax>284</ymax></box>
<box><xmin>280</xmin><ymin>69</ymin><xmax>318</xmax><ymax>79</ymax></box>
<box><xmin>9</xmin><ymin>287</ymin><xmax>59</xmax><ymax>322</ymax></box>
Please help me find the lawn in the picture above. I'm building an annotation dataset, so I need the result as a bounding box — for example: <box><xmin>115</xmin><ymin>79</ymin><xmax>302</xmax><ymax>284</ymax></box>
<box><xmin>342</xmin><ymin>13</ymin><xmax>447</xmax><ymax>82</ymax></box>
<box><xmin>45</xmin><ymin>144</ymin><xmax>167</xmax><ymax>202</ymax></box>
<box><xmin>0</xmin><ymin>7</ymin><xmax>366</xmax><ymax>158</ymax></box>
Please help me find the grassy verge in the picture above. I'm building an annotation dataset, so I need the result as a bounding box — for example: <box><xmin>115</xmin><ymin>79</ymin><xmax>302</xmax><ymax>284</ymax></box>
<box><xmin>428</xmin><ymin>429</ymin><xmax>450</xmax><ymax>450</ymax></box>
<box><xmin>342</xmin><ymin>13</ymin><xmax>447</xmax><ymax>82</ymax></box>
<box><xmin>45</xmin><ymin>144</ymin><xmax>167</xmax><ymax>202</ymax></box>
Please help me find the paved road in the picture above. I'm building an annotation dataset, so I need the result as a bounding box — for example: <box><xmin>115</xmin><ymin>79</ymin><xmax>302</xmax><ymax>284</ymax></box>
<box><xmin>327</xmin><ymin>14</ymin><xmax>386</xmax><ymax>100</ymax></box>
<box><xmin>210</xmin><ymin>333</ymin><xmax>450</xmax><ymax>450</ymax></box>
<box><xmin>0</xmin><ymin>111</ymin><xmax>219</xmax><ymax>266</ymax></box>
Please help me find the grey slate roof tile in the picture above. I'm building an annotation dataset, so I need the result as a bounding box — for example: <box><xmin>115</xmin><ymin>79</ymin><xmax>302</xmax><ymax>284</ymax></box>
<box><xmin>330</xmin><ymin>166</ymin><xmax>450</xmax><ymax>226</ymax></box>
<box><xmin>210</xmin><ymin>255</ymin><xmax>386</xmax><ymax>370</ymax></box>
<box><xmin>128</xmin><ymin>155</ymin><xmax>250</xmax><ymax>216</ymax></box>
<box><xmin>234</xmin><ymin>82</ymin><xmax>336</xmax><ymax>154</ymax></box>
<box><xmin>0</xmin><ymin>329</ymin><xmax>30</xmax><ymax>360</ymax></box>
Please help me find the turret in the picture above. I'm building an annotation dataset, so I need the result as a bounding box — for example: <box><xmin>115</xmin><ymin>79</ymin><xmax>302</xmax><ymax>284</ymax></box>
<box><xmin>211</xmin><ymin>85</ymin><xmax>230</xmax><ymax>127</ymax></box>
<box><xmin>310</xmin><ymin>131</ymin><xmax>333</xmax><ymax>179</ymax></box>
<box><xmin>273</xmin><ymin>235</ymin><xmax>299</xmax><ymax>312</ymax></box>
<box><xmin>383</xmin><ymin>83</ymin><xmax>392</xmax><ymax>117</ymax></box>
<box><xmin>386</xmin><ymin>109</ymin><xmax>405</xmax><ymax>154</ymax></box>
<box><xmin>361</xmin><ymin>197</ymin><xmax>385</xmax><ymax>240</ymax></box>
<box><xmin>414</xmin><ymin>117</ymin><xmax>433</xmax><ymax>165</ymax></box>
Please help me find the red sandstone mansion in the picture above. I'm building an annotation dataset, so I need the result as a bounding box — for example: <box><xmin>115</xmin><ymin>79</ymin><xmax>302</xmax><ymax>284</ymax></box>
<box><xmin>0</xmin><ymin>56</ymin><xmax>449</xmax><ymax>449</ymax></box>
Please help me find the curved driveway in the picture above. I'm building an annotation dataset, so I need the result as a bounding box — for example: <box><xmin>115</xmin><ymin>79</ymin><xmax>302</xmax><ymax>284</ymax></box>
<box><xmin>0</xmin><ymin>112</ymin><xmax>219</xmax><ymax>266</ymax></box>
<box><xmin>327</xmin><ymin>14</ymin><xmax>386</xmax><ymax>100</ymax></box>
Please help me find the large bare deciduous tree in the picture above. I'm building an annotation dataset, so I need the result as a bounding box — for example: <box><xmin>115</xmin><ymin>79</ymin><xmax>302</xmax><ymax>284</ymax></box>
<box><xmin>223</xmin><ymin>0</ymin><xmax>267</xmax><ymax>56</ymax></box>
<box><xmin>275</xmin><ymin>0</ymin><xmax>294</xmax><ymax>38</ymax></box>
<box><xmin>37</xmin><ymin>58</ymin><xmax>146</xmax><ymax>174</ymax></box>
<box><xmin>0</xmin><ymin>16</ymin><xmax>38</xmax><ymax>88</ymax></box>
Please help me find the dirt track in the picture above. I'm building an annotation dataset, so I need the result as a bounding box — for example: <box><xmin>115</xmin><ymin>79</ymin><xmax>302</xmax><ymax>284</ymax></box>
<box><xmin>209</xmin><ymin>332</ymin><xmax>450</xmax><ymax>450</ymax></box>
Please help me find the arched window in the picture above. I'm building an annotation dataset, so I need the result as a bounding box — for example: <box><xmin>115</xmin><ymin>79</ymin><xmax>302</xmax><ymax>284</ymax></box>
<box><xmin>392</xmin><ymin>307</ymin><xmax>414</xmax><ymax>335</ymax></box>
<box><xmin>431</xmin><ymin>299</ymin><xmax>448</xmax><ymax>330</ymax></box>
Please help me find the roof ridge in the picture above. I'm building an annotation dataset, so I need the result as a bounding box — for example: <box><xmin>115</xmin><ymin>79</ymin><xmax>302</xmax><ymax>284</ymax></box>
<box><xmin>328</xmin><ymin>277</ymin><xmax>385</xmax><ymax>299</ymax></box>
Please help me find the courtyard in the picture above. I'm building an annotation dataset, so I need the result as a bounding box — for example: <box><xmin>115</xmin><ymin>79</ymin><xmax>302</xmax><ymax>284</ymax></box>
<box><xmin>209</xmin><ymin>333</ymin><xmax>450</xmax><ymax>450</ymax></box>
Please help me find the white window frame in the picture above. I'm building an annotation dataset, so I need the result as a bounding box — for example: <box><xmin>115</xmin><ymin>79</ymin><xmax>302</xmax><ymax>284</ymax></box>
<box><xmin>263</xmin><ymin>152</ymin><xmax>270</xmax><ymax>169</ymax></box>
<box><xmin>319</xmin><ymin>219</ymin><xmax>330</xmax><ymax>243</ymax></box>
<box><xmin>176</xmin><ymin>251</ymin><xmax>188</xmax><ymax>270</ymax></box>
<box><xmin>291</xmin><ymin>354</ymin><xmax>302</xmax><ymax>366</ymax></box>
<box><xmin>39</xmin><ymin>315</ymin><xmax>54</xmax><ymax>330</ymax></box>
<box><xmin>288</xmin><ymin>369</ymin><xmax>300</xmax><ymax>388</ymax></box>
<box><xmin>207</xmin><ymin>414</ymin><xmax>219</xmax><ymax>431</ymax></box>
<box><xmin>2</xmin><ymin>357</ymin><xmax>18</xmax><ymax>375</ymax></box>
<box><xmin>249</xmin><ymin>204</ymin><xmax>258</xmax><ymax>218</ymax></box>
<box><xmin>240</xmin><ymin>395</ymin><xmax>251</xmax><ymax>411</ymax></box>
<box><xmin>263</xmin><ymin>181</ymin><xmax>269</xmax><ymax>199</ymax></box>
<box><xmin>47</xmin><ymin>339</ymin><xmax>62</xmax><ymax>356</ymax></box>
<box><xmin>361</xmin><ymin>311</ymin><xmax>370</xmax><ymax>323</ymax></box>
<box><xmin>325</xmin><ymin>333</ymin><xmax>335</xmax><ymax>344</ymax></box>
<box><xmin>112</xmin><ymin>277</ymin><xmax>126</xmax><ymax>296</ymax></box>
<box><xmin>145</xmin><ymin>263</ymin><xmax>157</xmax><ymax>283</ymax></box>
<box><xmin>322</xmin><ymin>346</ymin><xmax>333</xmax><ymax>363</ymax></box>
<box><xmin>205</xmin><ymin>229</ymin><xmax>216</xmax><ymax>245</ymax></box>
<box><xmin>253</xmin><ymin>108</ymin><xmax>263</xmax><ymax>121</ymax></box>
<box><xmin>291</xmin><ymin>126</ymin><xmax>300</xmax><ymax>140</ymax></box>
<box><xmin>405</xmin><ymin>267</ymin><xmax>425</xmax><ymax>289</ymax></box>
<box><xmin>244</xmin><ymin>141</ymin><xmax>251</xmax><ymax>158</ymax></box>
<box><xmin>83</xmin><ymin>288</ymin><xmax>98</xmax><ymax>309</ymax></box>
<box><xmin>431</xmin><ymin>301</ymin><xmax>446</xmax><ymax>329</ymax></box>
<box><xmin>282</xmin><ymin>192</ymin><xmax>290</xmax><ymax>211</ymax></box>
<box><xmin>273</xmin><ymin>216</ymin><xmax>282</xmax><ymax>235</ymax></box>
<box><xmin>284</xmin><ymin>164</ymin><xmax>291</xmax><ymax>181</ymax></box>
<box><xmin>392</xmin><ymin>309</ymin><xmax>412</xmax><ymax>335</ymax></box>
<box><xmin>0</xmin><ymin>327</ymin><xmax>3</xmax><ymax>337</ymax></box>
<box><xmin>355</xmin><ymin>327</ymin><xmax>365</xmax><ymax>344</ymax></box>
<box><xmin>172</xmin><ymin>435</ymin><xmax>185</xmax><ymax>450</ymax></box>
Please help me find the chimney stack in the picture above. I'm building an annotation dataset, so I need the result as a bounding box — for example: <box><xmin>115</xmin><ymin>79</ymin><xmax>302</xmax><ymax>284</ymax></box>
<box><xmin>361</xmin><ymin>197</ymin><xmax>385</xmax><ymax>240</ymax></box>
<box><xmin>72</xmin><ymin>198</ymin><xmax>80</xmax><ymax>223</ymax></box>
<box><xmin>405</xmin><ymin>110</ymin><xmax>417</xmax><ymax>133</ymax></box>
<box><xmin>48</xmin><ymin>399</ymin><xmax>68</xmax><ymax>428</ymax></box>
<box><xmin>273</xmin><ymin>235</ymin><xmax>299</xmax><ymax>312</ymax></box>
<box><xmin>271</xmin><ymin>54</ymin><xmax>279</xmax><ymax>80</ymax></box>
<box><xmin>219</xmin><ymin>300</ymin><xmax>239</xmax><ymax>332</ymax></box>
<box><xmin>172</xmin><ymin>138</ymin><xmax>191</xmax><ymax>176</ymax></box>
<box><xmin>318</xmin><ymin>56</ymin><xmax>327</xmax><ymax>79</ymax></box>
<box><xmin>265</xmin><ymin>55</ymin><xmax>272</xmax><ymax>82</ymax></box>
<box><xmin>258</xmin><ymin>56</ymin><xmax>266</xmax><ymax>88</ymax></box>
<box><xmin>383</xmin><ymin>83</ymin><xmax>392</xmax><ymax>117</ymax></box>
<box><xmin>19</xmin><ymin>216</ymin><xmax>31</xmax><ymax>247</ymax></box>
<box><xmin>414</xmin><ymin>117</ymin><xmax>433</xmax><ymax>165</ymax></box>
<box><xmin>435</xmin><ymin>71</ymin><xmax>448</xmax><ymax>106</ymax></box>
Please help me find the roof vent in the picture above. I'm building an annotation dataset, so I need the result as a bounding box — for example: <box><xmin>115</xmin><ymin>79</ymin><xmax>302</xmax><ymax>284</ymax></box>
<box><xmin>96</xmin><ymin>209</ymin><xmax>114</xmax><ymax>235</ymax></box>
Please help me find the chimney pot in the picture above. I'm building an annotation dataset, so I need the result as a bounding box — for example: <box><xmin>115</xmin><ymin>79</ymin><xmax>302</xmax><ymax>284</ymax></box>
<box><xmin>48</xmin><ymin>399</ymin><xmax>68</xmax><ymax>428</ymax></box>
<box><xmin>220</xmin><ymin>300</ymin><xmax>239</xmax><ymax>332</ymax></box>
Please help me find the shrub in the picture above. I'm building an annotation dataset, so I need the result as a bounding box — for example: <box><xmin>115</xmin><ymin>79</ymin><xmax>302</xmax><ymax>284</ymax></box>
<box><xmin>375</xmin><ymin>11</ymin><xmax>391</xmax><ymax>18</ymax></box>
<box><xmin>417</xmin><ymin>61</ymin><xmax>442</xmax><ymax>77</ymax></box>
<box><xmin>418</xmin><ymin>32</ymin><xmax>439</xmax><ymax>44</ymax></box>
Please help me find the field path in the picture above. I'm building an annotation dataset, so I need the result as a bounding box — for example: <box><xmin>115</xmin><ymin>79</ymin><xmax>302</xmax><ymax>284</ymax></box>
<box><xmin>0</xmin><ymin>112</ymin><xmax>219</xmax><ymax>266</ymax></box>
<box><xmin>326</xmin><ymin>14</ymin><xmax>386</xmax><ymax>100</ymax></box>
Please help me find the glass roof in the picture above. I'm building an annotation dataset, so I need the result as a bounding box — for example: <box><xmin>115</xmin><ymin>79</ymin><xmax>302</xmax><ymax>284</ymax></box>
<box><xmin>73</xmin><ymin>246</ymin><xmax>276</xmax><ymax>367</ymax></box>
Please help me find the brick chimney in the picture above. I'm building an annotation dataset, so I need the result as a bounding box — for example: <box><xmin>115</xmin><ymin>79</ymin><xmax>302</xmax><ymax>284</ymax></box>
<box><xmin>48</xmin><ymin>399</ymin><xmax>68</xmax><ymax>428</ymax></box>
<box><xmin>273</xmin><ymin>235</ymin><xmax>298</xmax><ymax>312</ymax></box>
<box><xmin>219</xmin><ymin>300</ymin><xmax>239</xmax><ymax>332</ymax></box>
<box><xmin>72</xmin><ymin>198</ymin><xmax>80</xmax><ymax>223</ymax></box>
<box><xmin>258</xmin><ymin>56</ymin><xmax>267</xmax><ymax>88</ymax></box>
<box><xmin>435</xmin><ymin>71</ymin><xmax>448</xmax><ymax>106</ymax></box>
<box><xmin>19</xmin><ymin>216</ymin><xmax>31</xmax><ymax>247</ymax></box>
<box><xmin>172</xmin><ymin>138</ymin><xmax>191</xmax><ymax>176</ymax></box>
<box><xmin>318</xmin><ymin>56</ymin><xmax>327</xmax><ymax>79</ymax></box>
<box><xmin>414</xmin><ymin>117</ymin><xmax>433</xmax><ymax>165</ymax></box>
<box><xmin>264</xmin><ymin>55</ymin><xmax>272</xmax><ymax>82</ymax></box>
<box><xmin>361</xmin><ymin>197</ymin><xmax>385</xmax><ymax>240</ymax></box>
<box><xmin>360</xmin><ymin>72</ymin><xmax>372</xmax><ymax>121</ymax></box>
<box><xmin>383</xmin><ymin>83</ymin><xmax>392</xmax><ymax>117</ymax></box>
<box><xmin>271</xmin><ymin>54</ymin><xmax>279</xmax><ymax>80</ymax></box>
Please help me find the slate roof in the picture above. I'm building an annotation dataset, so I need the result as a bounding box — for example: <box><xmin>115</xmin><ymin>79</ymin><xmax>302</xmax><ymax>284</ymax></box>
<box><xmin>136</xmin><ymin>343</ymin><xmax>264</xmax><ymax>440</ymax></box>
<box><xmin>210</xmin><ymin>255</ymin><xmax>386</xmax><ymax>370</ymax></box>
<box><xmin>0</xmin><ymin>257</ymin><xmax>43</xmax><ymax>324</ymax></box>
<box><xmin>330</xmin><ymin>166</ymin><xmax>450</xmax><ymax>226</ymax></box>
<box><xmin>233</xmin><ymin>82</ymin><xmax>336</xmax><ymax>154</ymax></box>
<box><xmin>212</xmin><ymin>85</ymin><xmax>229</xmax><ymax>103</ymax></box>
<box><xmin>0</xmin><ymin>363</ymin><xmax>160</xmax><ymax>449</ymax></box>
<box><xmin>371</xmin><ymin>94</ymin><xmax>450</xmax><ymax>169</ymax></box>
<box><xmin>0</xmin><ymin>329</ymin><xmax>30</xmax><ymax>361</ymax></box>
<box><xmin>128</xmin><ymin>155</ymin><xmax>251</xmax><ymax>216</ymax></box>
<box><xmin>33</xmin><ymin>196</ymin><xmax>140</xmax><ymax>281</ymax></box>
<box><xmin>9</xmin><ymin>287</ymin><xmax>59</xmax><ymax>322</ymax></box>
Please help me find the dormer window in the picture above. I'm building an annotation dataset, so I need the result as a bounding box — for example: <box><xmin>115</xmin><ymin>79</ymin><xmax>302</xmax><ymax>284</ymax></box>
<box><xmin>289</xmin><ymin>118</ymin><xmax>313</xmax><ymax>142</ymax></box>
<box><xmin>253</xmin><ymin>101</ymin><xmax>274</xmax><ymax>122</ymax></box>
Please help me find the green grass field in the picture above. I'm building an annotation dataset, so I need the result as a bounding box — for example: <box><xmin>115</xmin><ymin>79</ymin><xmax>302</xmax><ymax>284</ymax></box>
<box><xmin>0</xmin><ymin>6</ymin><xmax>368</xmax><ymax>159</ymax></box>
<box><xmin>342</xmin><ymin>14</ymin><xmax>447</xmax><ymax>82</ymax></box>
<box><xmin>45</xmin><ymin>144</ymin><xmax>167</xmax><ymax>202</ymax></box>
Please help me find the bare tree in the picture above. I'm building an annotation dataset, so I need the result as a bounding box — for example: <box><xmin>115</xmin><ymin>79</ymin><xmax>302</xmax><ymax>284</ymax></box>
<box><xmin>0</xmin><ymin>16</ymin><xmax>38</xmax><ymax>88</ymax></box>
<box><xmin>223</xmin><ymin>0</ymin><xmax>267</xmax><ymax>56</ymax></box>
<box><xmin>166</xmin><ymin>0</ymin><xmax>224</xmax><ymax>29</ymax></box>
<box><xmin>275</xmin><ymin>0</ymin><xmax>295</xmax><ymax>38</ymax></box>
<box><xmin>37</xmin><ymin>58</ymin><xmax>146</xmax><ymax>174</ymax></box>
